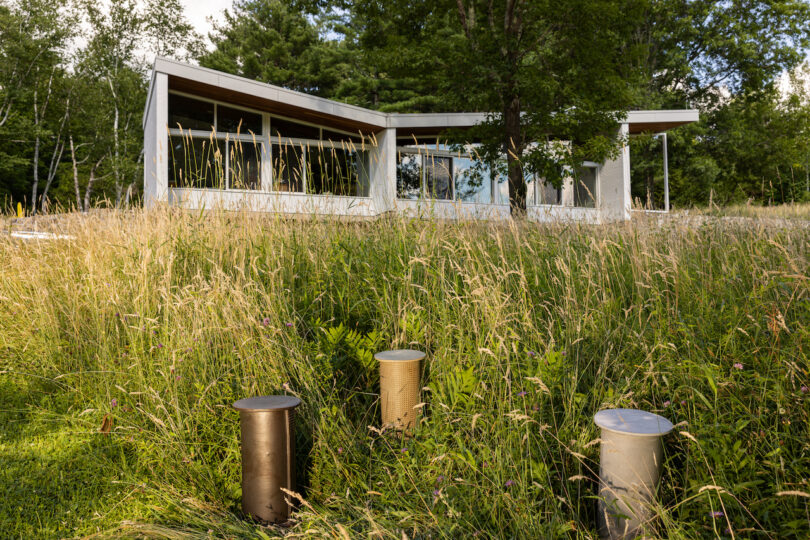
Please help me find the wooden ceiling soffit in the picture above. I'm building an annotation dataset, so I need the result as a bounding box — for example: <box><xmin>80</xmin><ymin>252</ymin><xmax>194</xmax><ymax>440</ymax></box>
<box><xmin>169</xmin><ymin>75</ymin><xmax>385</xmax><ymax>135</ymax></box>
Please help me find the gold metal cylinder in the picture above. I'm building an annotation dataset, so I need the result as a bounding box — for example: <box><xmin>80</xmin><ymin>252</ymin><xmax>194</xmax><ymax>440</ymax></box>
<box><xmin>375</xmin><ymin>349</ymin><xmax>425</xmax><ymax>431</ymax></box>
<box><xmin>233</xmin><ymin>395</ymin><xmax>301</xmax><ymax>523</ymax></box>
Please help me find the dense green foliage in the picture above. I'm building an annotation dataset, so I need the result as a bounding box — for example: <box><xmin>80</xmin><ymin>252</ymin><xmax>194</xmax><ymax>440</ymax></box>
<box><xmin>1</xmin><ymin>209</ymin><xmax>808</xmax><ymax>537</ymax></box>
<box><xmin>1</xmin><ymin>0</ymin><xmax>810</xmax><ymax>210</ymax></box>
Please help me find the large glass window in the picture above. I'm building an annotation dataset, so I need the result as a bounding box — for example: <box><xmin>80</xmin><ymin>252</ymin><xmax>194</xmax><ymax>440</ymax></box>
<box><xmin>228</xmin><ymin>140</ymin><xmax>261</xmax><ymax>190</ymax></box>
<box><xmin>306</xmin><ymin>147</ymin><xmax>367</xmax><ymax>196</ymax></box>
<box><xmin>538</xmin><ymin>180</ymin><xmax>562</xmax><ymax>205</ymax></box>
<box><xmin>454</xmin><ymin>157</ymin><xmax>491</xmax><ymax>203</ymax></box>
<box><xmin>425</xmin><ymin>155</ymin><xmax>452</xmax><ymax>200</ymax></box>
<box><xmin>218</xmin><ymin>105</ymin><xmax>262</xmax><ymax>135</ymax></box>
<box><xmin>272</xmin><ymin>142</ymin><xmax>305</xmax><ymax>193</ymax></box>
<box><xmin>169</xmin><ymin>94</ymin><xmax>214</xmax><ymax>131</ymax></box>
<box><xmin>396</xmin><ymin>152</ymin><xmax>423</xmax><ymax>199</ymax></box>
<box><xmin>574</xmin><ymin>166</ymin><xmax>598</xmax><ymax>208</ymax></box>
<box><xmin>271</xmin><ymin>117</ymin><xmax>320</xmax><ymax>139</ymax></box>
<box><xmin>168</xmin><ymin>135</ymin><xmax>224</xmax><ymax>189</ymax></box>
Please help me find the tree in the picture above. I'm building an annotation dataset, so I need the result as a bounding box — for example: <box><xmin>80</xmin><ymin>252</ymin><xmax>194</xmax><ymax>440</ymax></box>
<box><xmin>200</xmin><ymin>0</ymin><xmax>354</xmax><ymax>97</ymax></box>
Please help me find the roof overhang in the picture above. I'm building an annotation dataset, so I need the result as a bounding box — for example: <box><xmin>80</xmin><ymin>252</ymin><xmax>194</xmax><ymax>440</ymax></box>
<box><xmin>148</xmin><ymin>58</ymin><xmax>700</xmax><ymax>138</ymax></box>
<box><xmin>625</xmin><ymin>109</ymin><xmax>700</xmax><ymax>134</ymax></box>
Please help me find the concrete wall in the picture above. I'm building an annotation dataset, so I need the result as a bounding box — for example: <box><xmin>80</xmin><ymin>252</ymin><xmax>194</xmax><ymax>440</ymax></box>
<box><xmin>169</xmin><ymin>189</ymin><xmax>376</xmax><ymax>217</ymax></box>
<box><xmin>598</xmin><ymin>124</ymin><xmax>631</xmax><ymax>222</ymax></box>
<box><xmin>368</xmin><ymin>128</ymin><xmax>396</xmax><ymax>214</ymax></box>
<box><xmin>143</xmin><ymin>73</ymin><xmax>168</xmax><ymax>208</ymax></box>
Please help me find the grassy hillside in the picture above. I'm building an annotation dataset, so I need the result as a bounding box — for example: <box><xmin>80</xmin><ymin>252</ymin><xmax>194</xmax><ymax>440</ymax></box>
<box><xmin>0</xmin><ymin>209</ymin><xmax>808</xmax><ymax>538</ymax></box>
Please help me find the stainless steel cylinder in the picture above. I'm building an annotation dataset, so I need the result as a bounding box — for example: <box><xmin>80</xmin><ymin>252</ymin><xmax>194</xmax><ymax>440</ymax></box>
<box><xmin>233</xmin><ymin>395</ymin><xmax>301</xmax><ymax>523</ymax></box>
<box><xmin>595</xmin><ymin>408</ymin><xmax>674</xmax><ymax>539</ymax></box>
<box><xmin>375</xmin><ymin>349</ymin><xmax>425</xmax><ymax>431</ymax></box>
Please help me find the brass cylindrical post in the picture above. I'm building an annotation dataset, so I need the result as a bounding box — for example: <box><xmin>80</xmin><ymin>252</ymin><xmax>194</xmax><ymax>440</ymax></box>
<box><xmin>594</xmin><ymin>408</ymin><xmax>673</xmax><ymax>539</ymax></box>
<box><xmin>375</xmin><ymin>349</ymin><xmax>425</xmax><ymax>431</ymax></box>
<box><xmin>233</xmin><ymin>395</ymin><xmax>302</xmax><ymax>523</ymax></box>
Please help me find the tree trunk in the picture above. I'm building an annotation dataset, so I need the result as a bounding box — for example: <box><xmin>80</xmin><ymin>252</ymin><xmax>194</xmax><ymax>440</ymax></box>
<box><xmin>504</xmin><ymin>94</ymin><xmax>525</xmax><ymax>215</ymax></box>
<box><xmin>84</xmin><ymin>157</ymin><xmax>105</xmax><ymax>212</ymax></box>
<box><xmin>70</xmin><ymin>136</ymin><xmax>82</xmax><ymax>210</ymax></box>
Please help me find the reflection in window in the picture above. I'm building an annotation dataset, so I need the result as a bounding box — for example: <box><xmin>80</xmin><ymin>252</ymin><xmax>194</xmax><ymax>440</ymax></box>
<box><xmin>454</xmin><ymin>157</ymin><xmax>490</xmax><ymax>203</ymax></box>
<box><xmin>538</xmin><ymin>179</ymin><xmax>562</xmax><ymax>205</ymax></box>
<box><xmin>168</xmin><ymin>135</ymin><xmax>224</xmax><ymax>188</ymax></box>
<box><xmin>396</xmin><ymin>152</ymin><xmax>422</xmax><ymax>199</ymax></box>
<box><xmin>169</xmin><ymin>94</ymin><xmax>214</xmax><ymax>131</ymax></box>
<box><xmin>574</xmin><ymin>166</ymin><xmax>598</xmax><ymax>208</ymax></box>
<box><xmin>218</xmin><ymin>105</ymin><xmax>262</xmax><ymax>135</ymax></box>
<box><xmin>425</xmin><ymin>155</ymin><xmax>452</xmax><ymax>200</ymax></box>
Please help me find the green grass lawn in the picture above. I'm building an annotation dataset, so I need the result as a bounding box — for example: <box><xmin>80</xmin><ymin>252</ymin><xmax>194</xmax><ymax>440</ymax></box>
<box><xmin>0</xmin><ymin>209</ymin><xmax>808</xmax><ymax>538</ymax></box>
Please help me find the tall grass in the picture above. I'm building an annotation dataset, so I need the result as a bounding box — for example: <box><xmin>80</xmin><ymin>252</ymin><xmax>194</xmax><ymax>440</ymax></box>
<box><xmin>0</xmin><ymin>208</ymin><xmax>808</xmax><ymax>538</ymax></box>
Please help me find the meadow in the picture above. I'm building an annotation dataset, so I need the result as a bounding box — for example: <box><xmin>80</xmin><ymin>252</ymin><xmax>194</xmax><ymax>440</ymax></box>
<box><xmin>0</xmin><ymin>207</ymin><xmax>808</xmax><ymax>538</ymax></box>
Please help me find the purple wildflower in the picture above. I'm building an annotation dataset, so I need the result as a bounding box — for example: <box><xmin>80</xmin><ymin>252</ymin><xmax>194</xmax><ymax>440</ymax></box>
<box><xmin>111</xmin><ymin>398</ymin><xmax>118</xmax><ymax>407</ymax></box>
<box><xmin>437</xmin><ymin>475</ymin><xmax>444</xmax><ymax>482</ymax></box>
<box><xmin>175</xmin><ymin>375</ymin><xmax>181</xmax><ymax>381</ymax></box>
<box><xmin>733</xmin><ymin>363</ymin><xmax>743</xmax><ymax>370</ymax></box>
<box><xmin>681</xmin><ymin>400</ymin><xmax>686</xmax><ymax>405</ymax></box>
<box><xmin>527</xmin><ymin>351</ymin><xmax>536</xmax><ymax>357</ymax></box>
<box><xmin>801</xmin><ymin>385</ymin><xmax>808</xmax><ymax>393</ymax></box>
<box><xmin>157</xmin><ymin>343</ymin><xmax>163</xmax><ymax>349</ymax></box>
<box><xmin>433</xmin><ymin>489</ymin><xmax>440</xmax><ymax>496</ymax></box>
<box><xmin>337</xmin><ymin>447</ymin><xmax>343</xmax><ymax>454</ymax></box>
<box><xmin>286</xmin><ymin>322</ymin><xmax>293</xmax><ymax>327</ymax></box>
<box><xmin>504</xmin><ymin>480</ymin><xmax>514</xmax><ymax>487</ymax></box>
<box><xmin>517</xmin><ymin>391</ymin><xmax>527</xmax><ymax>397</ymax></box>
<box><xmin>401</xmin><ymin>448</ymin><xmax>408</xmax><ymax>453</ymax></box>
<box><xmin>663</xmin><ymin>400</ymin><xmax>671</xmax><ymax>407</ymax></box>
<box><xmin>262</xmin><ymin>317</ymin><xmax>270</xmax><ymax>326</ymax></box>
<box><xmin>710</xmin><ymin>511</ymin><xmax>724</xmax><ymax>518</ymax></box>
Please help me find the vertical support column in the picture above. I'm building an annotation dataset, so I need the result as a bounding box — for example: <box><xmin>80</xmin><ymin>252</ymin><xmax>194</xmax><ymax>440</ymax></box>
<box><xmin>598</xmin><ymin>123</ymin><xmax>631</xmax><ymax>221</ymax></box>
<box><xmin>662</xmin><ymin>131</ymin><xmax>669</xmax><ymax>212</ymax></box>
<box><xmin>261</xmin><ymin>114</ymin><xmax>272</xmax><ymax>192</ymax></box>
<box><xmin>368</xmin><ymin>128</ymin><xmax>397</xmax><ymax>215</ymax></box>
<box><xmin>143</xmin><ymin>72</ymin><xmax>168</xmax><ymax>209</ymax></box>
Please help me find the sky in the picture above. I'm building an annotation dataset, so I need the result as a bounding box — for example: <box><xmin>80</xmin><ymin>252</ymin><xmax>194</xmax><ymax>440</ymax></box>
<box><xmin>178</xmin><ymin>0</ymin><xmax>234</xmax><ymax>49</ymax></box>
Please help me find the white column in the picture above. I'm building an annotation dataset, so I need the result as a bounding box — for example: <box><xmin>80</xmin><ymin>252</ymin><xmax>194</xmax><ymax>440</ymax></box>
<box><xmin>598</xmin><ymin>123</ymin><xmax>631</xmax><ymax>221</ymax></box>
<box><xmin>368</xmin><ymin>128</ymin><xmax>396</xmax><ymax>215</ymax></box>
<box><xmin>143</xmin><ymin>72</ymin><xmax>168</xmax><ymax>209</ymax></box>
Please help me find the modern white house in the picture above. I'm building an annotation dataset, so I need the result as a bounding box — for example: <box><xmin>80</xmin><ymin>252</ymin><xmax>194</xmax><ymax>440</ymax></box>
<box><xmin>144</xmin><ymin>57</ymin><xmax>699</xmax><ymax>222</ymax></box>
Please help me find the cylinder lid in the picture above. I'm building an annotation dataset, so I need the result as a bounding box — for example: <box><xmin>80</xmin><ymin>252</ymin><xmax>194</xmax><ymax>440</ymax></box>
<box><xmin>594</xmin><ymin>408</ymin><xmax>674</xmax><ymax>437</ymax></box>
<box><xmin>233</xmin><ymin>395</ymin><xmax>301</xmax><ymax>412</ymax></box>
<box><xmin>374</xmin><ymin>349</ymin><xmax>425</xmax><ymax>362</ymax></box>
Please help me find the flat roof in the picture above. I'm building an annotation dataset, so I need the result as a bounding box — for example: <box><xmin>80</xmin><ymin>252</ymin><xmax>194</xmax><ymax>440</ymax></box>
<box><xmin>149</xmin><ymin>57</ymin><xmax>699</xmax><ymax>136</ymax></box>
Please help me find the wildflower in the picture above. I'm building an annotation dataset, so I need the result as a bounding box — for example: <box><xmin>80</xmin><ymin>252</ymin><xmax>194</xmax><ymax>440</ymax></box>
<box><xmin>681</xmin><ymin>400</ymin><xmax>686</xmax><ymax>405</ymax></box>
<box><xmin>504</xmin><ymin>480</ymin><xmax>514</xmax><ymax>487</ymax></box>
<box><xmin>517</xmin><ymin>391</ymin><xmax>527</xmax><ymax>397</ymax></box>
<box><xmin>733</xmin><ymin>363</ymin><xmax>743</xmax><ymax>370</ymax></box>
<box><xmin>710</xmin><ymin>511</ymin><xmax>724</xmax><ymax>518</ymax></box>
<box><xmin>401</xmin><ymin>448</ymin><xmax>408</xmax><ymax>454</ymax></box>
<box><xmin>262</xmin><ymin>317</ymin><xmax>270</xmax><ymax>326</ymax></box>
<box><xmin>437</xmin><ymin>475</ymin><xmax>444</xmax><ymax>483</ymax></box>
<box><xmin>527</xmin><ymin>351</ymin><xmax>536</xmax><ymax>357</ymax></box>
<box><xmin>482</xmin><ymin>461</ymin><xmax>489</xmax><ymax>468</ymax></box>
<box><xmin>111</xmin><ymin>398</ymin><xmax>118</xmax><ymax>407</ymax></box>
<box><xmin>176</xmin><ymin>375</ymin><xmax>182</xmax><ymax>381</ymax></box>
<box><xmin>286</xmin><ymin>322</ymin><xmax>294</xmax><ymax>327</ymax></box>
<box><xmin>157</xmin><ymin>343</ymin><xmax>163</xmax><ymax>349</ymax></box>
<box><xmin>337</xmin><ymin>447</ymin><xmax>343</xmax><ymax>454</ymax></box>
<box><xmin>115</xmin><ymin>312</ymin><xmax>120</xmax><ymax>318</ymax></box>
<box><xmin>663</xmin><ymin>400</ymin><xmax>671</xmax><ymax>407</ymax></box>
<box><xmin>801</xmin><ymin>386</ymin><xmax>808</xmax><ymax>393</ymax></box>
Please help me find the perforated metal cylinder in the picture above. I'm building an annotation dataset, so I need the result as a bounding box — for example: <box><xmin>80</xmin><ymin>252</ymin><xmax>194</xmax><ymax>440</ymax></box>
<box><xmin>233</xmin><ymin>396</ymin><xmax>301</xmax><ymax>523</ymax></box>
<box><xmin>376</xmin><ymin>349</ymin><xmax>425</xmax><ymax>431</ymax></box>
<box><xmin>595</xmin><ymin>409</ymin><xmax>673</xmax><ymax>539</ymax></box>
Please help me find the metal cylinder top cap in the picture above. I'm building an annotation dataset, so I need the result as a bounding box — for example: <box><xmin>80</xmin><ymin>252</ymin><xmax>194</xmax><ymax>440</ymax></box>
<box><xmin>232</xmin><ymin>395</ymin><xmax>302</xmax><ymax>412</ymax></box>
<box><xmin>594</xmin><ymin>408</ymin><xmax>674</xmax><ymax>437</ymax></box>
<box><xmin>374</xmin><ymin>349</ymin><xmax>425</xmax><ymax>362</ymax></box>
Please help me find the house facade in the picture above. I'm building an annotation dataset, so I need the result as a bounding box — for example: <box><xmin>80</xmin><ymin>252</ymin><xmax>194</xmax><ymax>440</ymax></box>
<box><xmin>144</xmin><ymin>57</ymin><xmax>698</xmax><ymax>222</ymax></box>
